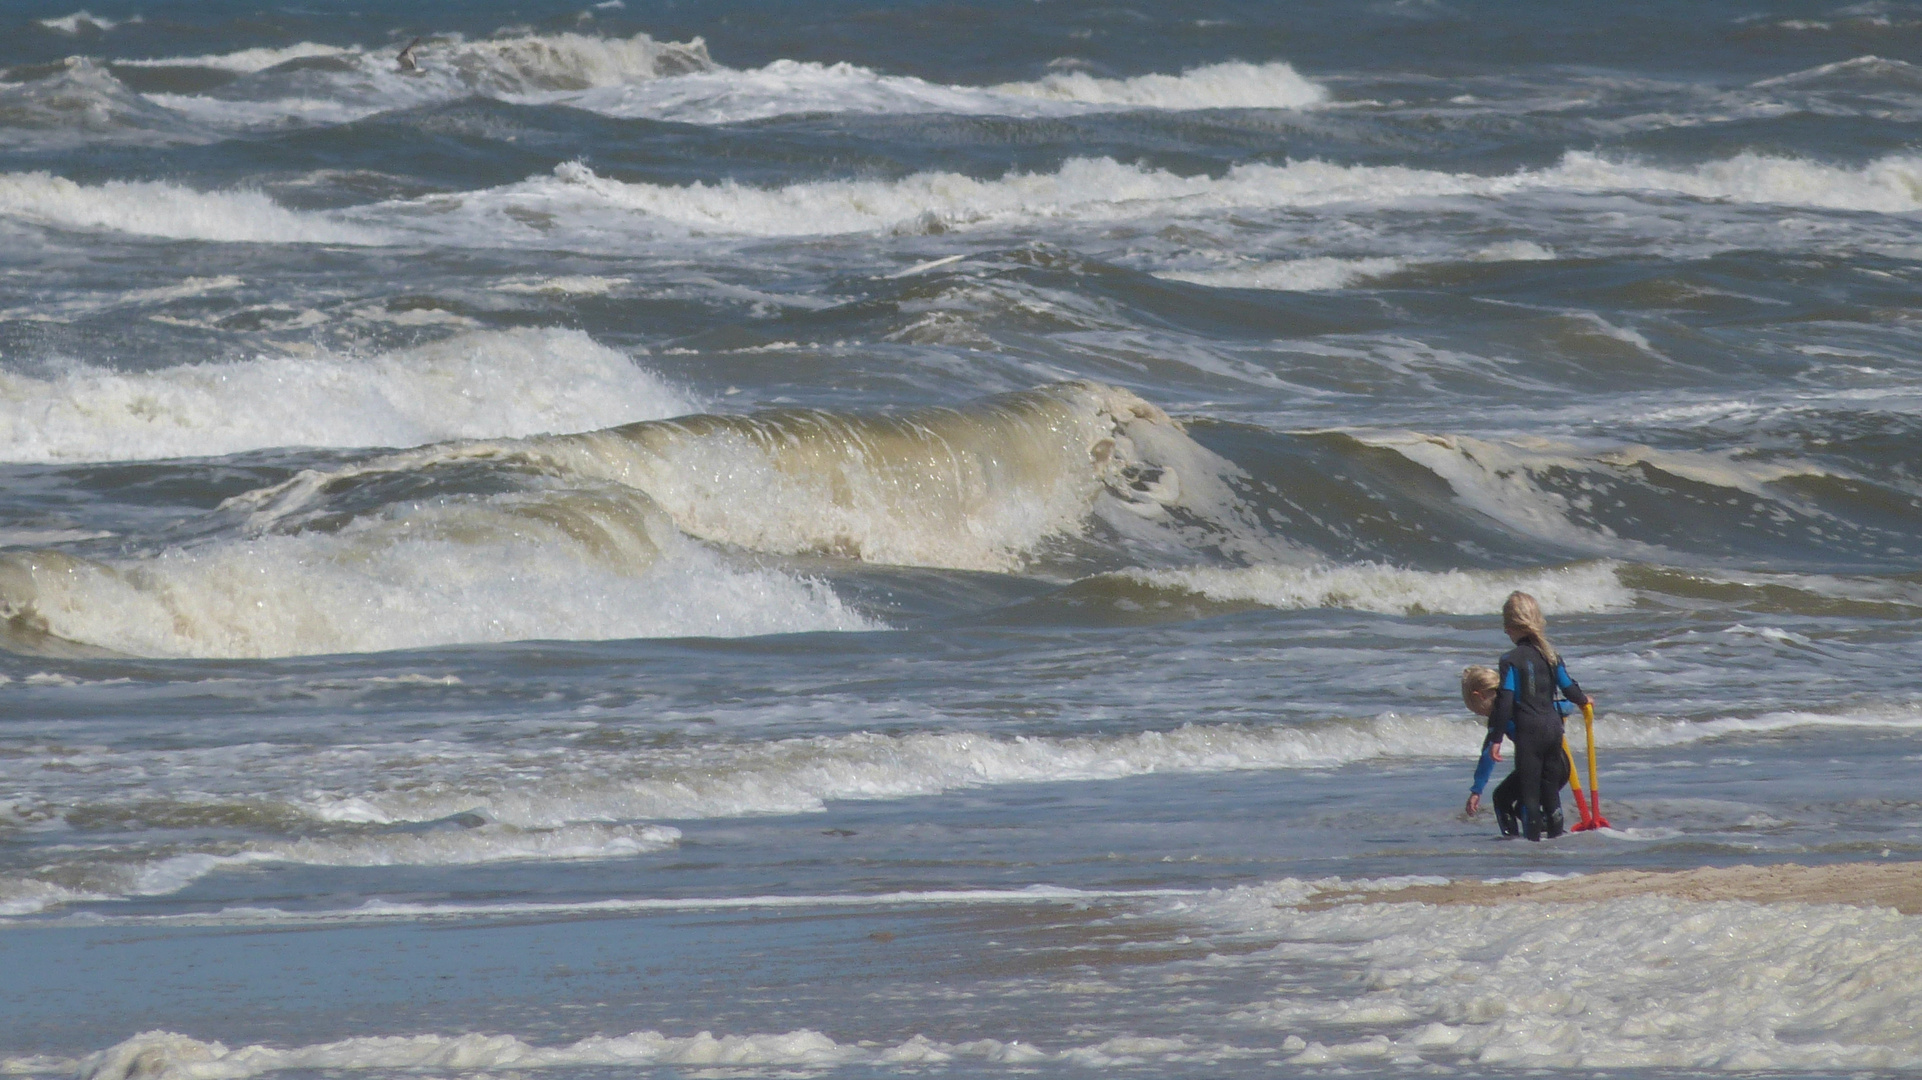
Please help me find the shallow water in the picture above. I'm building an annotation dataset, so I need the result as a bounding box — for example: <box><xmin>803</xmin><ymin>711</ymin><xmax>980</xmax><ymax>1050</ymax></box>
<box><xmin>2</xmin><ymin>1</ymin><xmax>1921</xmax><ymax>1076</ymax></box>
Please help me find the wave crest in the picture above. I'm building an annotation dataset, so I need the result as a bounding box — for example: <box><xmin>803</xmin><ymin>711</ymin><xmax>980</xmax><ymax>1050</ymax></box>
<box><xmin>234</xmin><ymin>381</ymin><xmax>1232</xmax><ymax>574</ymax></box>
<box><xmin>996</xmin><ymin>60</ymin><xmax>1327</xmax><ymax>110</ymax></box>
<box><xmin>0</xmin><ymin>328</ymin><xmax>696</xmax><ymax>464</ymax></box>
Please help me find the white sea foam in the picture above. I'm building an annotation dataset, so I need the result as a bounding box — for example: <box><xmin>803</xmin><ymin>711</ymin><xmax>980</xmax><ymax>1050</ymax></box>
<box><xmin>0</xmin><ymin>492</ymin><xmax>873</xmax><ymax>658</ymax></box>
<box><xmin>16</xmin><ymin>885</ymin><xmax>1195</xmax><ymax>926</ymax></box>
<box><xmin>491</xmin><ymin>275</ymin><xmax>630</xmax><ymax>295</ymax></box>
<box><xmin>438</xmin><ymin>150</ymin><xmax>1922</xmax><ymax>247</ymax></box>
<box><xmin>0</xmin><ymin>171</ymin><xmax>381</xmax><ymax>244</ymax></box>
<box><xmin>1473</xmin><ymin>239</ymin><xmax>1556</xmax><ymax>261</ymax></box>
<box><xmin>56</xmin><ymin>1024</ymin><xmax>1147</xmax><ymax>1080</ymax></box>
<box><xmin>1754</xmin><ymin>54</ymin><xmax>1922</xmax><ymax>91</ymax></box>
<box><xmin>0</xmin><ymin>328</ymin><xmax>695</xmax><ymax>463</ymax></box>
<box><xmin>1153</xmin><ymin>241</ymin><xmax>1554</xmax><ymax>293</ymax></box>
<box><xmin>115</xmin><ymin>43</ymin><xmax>355</xmax><ymax>74</ymax></box>
<box><xmin>1157</xmin><ymin>257</ymin><xmax>1409</xmax><ymax>291</ymax></box>
<box><xmin>299</xmin><ymin>717</ymin><xmax>1489</xmax><ymax>828</ymax></box>
<box><xmin>0</xmin><ymin>876</ymin><xmax>101</xmax><ymax>917</ymax></box>
<box><xmin>132</xmin><ymin>32</ymin><xmax>715</xmax><ymax>131</ymax></box>
<box><xmin>12</xmin><ymin>148</ymin><xmax>1919</xmax><ymax>249</ymax></box>
<box><xmin>1548</xmin><ymin>149</ymin><xmax>1922</xmax><ymax>213</ymax></box>
<box><xmin>38</xmin><ymin>822</ymin><xmax>685</xmax><ymax>909</ymax></box>
<box><xmin>286</xmin><ymin>703</ymin><xmax>1922</xmax><ymax>832</ymax></box>
<box><xmin>1122</xmin><ymin>560</ymin><xmax>1634</xmax><ymax>615</ymax></box>
<box><xmin>994</xmin><ymin>61</ymin><xmax>1327</xmax><ymax>110</ymax></box>
<box><xmin>35</xmin><ymin>11</ymin><xmax>125</xmax><ymax>33</ymax></box>
<box><xmin>1174</xmin><ymin>884</ymin><xmax>1922</xmax><ymax>1070</ymax></box>
<box><xmin>562</xmin><ymin>58</ymin><xmax>1328</xmax><ymax>124</ymax></box>
<box><xmin>6</xmin><ymin>706</ymin><xmax>1918</xmax><ymax>910</ymax></box>
<box><xmin>23</xmin><ymin>887</ymin><xmax>1922</xmax><ymax>1070</ymax></box>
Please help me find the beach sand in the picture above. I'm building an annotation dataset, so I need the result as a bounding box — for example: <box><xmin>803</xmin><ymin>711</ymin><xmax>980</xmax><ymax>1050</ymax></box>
<box><xmin>1320</xmin><ymin>862</ymin><xmax>1922</xmax><ymax>913</ymax></box>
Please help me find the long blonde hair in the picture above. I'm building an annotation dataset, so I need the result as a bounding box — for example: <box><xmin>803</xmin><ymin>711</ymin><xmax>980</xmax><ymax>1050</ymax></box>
<box><xmin>1502</xmin><ymin>590</ymin><xmax>1559</xmax><ymax>667</ymax></box>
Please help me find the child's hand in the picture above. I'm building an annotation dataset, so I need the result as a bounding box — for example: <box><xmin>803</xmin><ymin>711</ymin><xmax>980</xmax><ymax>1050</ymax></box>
<box><xmin>1464</xmin><ymin>792</ymin><xmax>1481</xmax><ymax>815</ymax></box>
<box><xmin>1490</xmin><ymin>740</ymin><xmax>1503</xmax><ymax>762</ymax></box>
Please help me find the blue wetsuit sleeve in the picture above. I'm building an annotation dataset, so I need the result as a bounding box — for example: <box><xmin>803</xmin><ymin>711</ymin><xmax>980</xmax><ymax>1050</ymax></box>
<box><xmin>1470</xmin><ymin>742</ymin><xmax>1496</xmax><ymax>793</ymax></box>
<box><xmin>1555</xmin><ymin>661</ymin><xmax>1590</xmax><ymax>707</ymax></box>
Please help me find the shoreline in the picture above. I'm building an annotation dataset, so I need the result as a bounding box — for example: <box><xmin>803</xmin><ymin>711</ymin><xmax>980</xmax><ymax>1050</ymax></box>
<box><xmin>1320</xmin><ymin>861</ymin><xmax>1922</xmax><ymax>914</ymax></box>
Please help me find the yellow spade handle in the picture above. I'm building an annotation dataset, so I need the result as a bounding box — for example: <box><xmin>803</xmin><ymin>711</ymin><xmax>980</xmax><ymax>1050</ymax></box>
<box><xmin>1562</xmin><ymin>738</ymin><xmax>1583</xmax><ymax>793</ymax></box>
<box><xmin>1582</xmin><ymin>701</ymin><xmax>1599</xmax><ymax>796</ymax></box>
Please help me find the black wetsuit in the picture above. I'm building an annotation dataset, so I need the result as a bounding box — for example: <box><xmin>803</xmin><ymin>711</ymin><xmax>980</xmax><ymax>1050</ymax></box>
<box><xmin>1487</xmin><ymin>642</ymin><xmax>1588</xmax><ymax>840</ymax></box>
<box><xmin>1491</xmin><ymin>741</ymin><xmax>1568</xmax><ymax>838</ymax></box>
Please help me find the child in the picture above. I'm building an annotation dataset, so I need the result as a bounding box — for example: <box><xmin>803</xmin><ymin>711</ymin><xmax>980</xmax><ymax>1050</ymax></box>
<box><xmin>1462</xmin><ymin>663</ymin><xmax>1581</xmax><ymax>839</ymax></box>
<box><xmin>1487</xmin><ymin>591</ymin><xmax>1590</xmax><ymax>841</ymax></box>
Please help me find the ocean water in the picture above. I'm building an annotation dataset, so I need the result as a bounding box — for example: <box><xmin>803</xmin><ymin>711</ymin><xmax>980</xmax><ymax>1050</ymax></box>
<box><xmin>2</xmin><ymin>0</ymin><xmax>1921</xmax><ymax>1075</ymax></box>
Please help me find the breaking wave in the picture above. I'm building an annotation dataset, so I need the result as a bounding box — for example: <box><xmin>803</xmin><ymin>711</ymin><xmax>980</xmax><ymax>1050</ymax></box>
<box><xmin>0</xmin><ymin>382</ymin><xmax>1228</xmax><ymax>656</ymax></box>
<box><xmin>0</xmin><ymin>492</ymin><xmax>874</xmax><ymax>658</ymax></box>
<box><xmin>0</xmin><ymin>328</ymin><xmax>697</xmax><ymax>463</ymax></box>
<box><xmin>226</xmin><ymin>381</ymin><xmax>1240</xmax><ymax>574</ymax></box>
<box><xmin>561</xmin><ymin>58</ymin><xmax>1327</xmax><ymax>124</ymax></box>
<box><xmin>89</xmin><ymin>32</ymin><xmax>1322</xmax><ymax>131</ymax></box>
<box><xmin>0</xmin><ymin>59</ymin><xmax>207</xmax><ymax>146</ymax></box>
<box><xmin>0</xmin><ymin>170</ymin><xmax>381</xmax><ymax>243</ymax></box>
<box><xmin>444</xmin><ymin>150</ymin><xmax>1922</xmax><ymax>245</ymax></box>
<box><xmin>8</xmin><ymin>149</ymin><xmax>1919</xmax><ymax>248</ymax></box>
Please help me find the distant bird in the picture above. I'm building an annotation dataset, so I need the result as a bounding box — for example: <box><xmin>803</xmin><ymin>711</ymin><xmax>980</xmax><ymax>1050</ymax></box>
<box><xmin>396</xmin><ymin>37</ymin><xmax>424</xmax><ymax>73</ymax></box>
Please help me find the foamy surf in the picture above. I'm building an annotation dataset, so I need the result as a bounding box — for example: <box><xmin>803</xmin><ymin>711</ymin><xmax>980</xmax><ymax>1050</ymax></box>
<box><xmin>96</xmin><ymin>33</ymin><xmax>1322</xmax><ymax>132</ymax></box>
<box><xmin>414</xmin><ymin>150</ymin><xmax>1922</xmax><ymax>247</ymax></box>
<box><xmin>0</xmin><ymin>171</ymin><xmax>382</xmax><ymax>244</ymax></box>
<box><xmin>1118</xmin><ymin>560</ymin><xmax>1634</xmax><ymax>616</ymax></box>
<box><xmin>0</xmin><ymin>823</ymin><xmax>684</xmax><ymax>915</ymax></box>
<box><xmin>0</xmin><ymin>382</ymin><xmax>1239</xmax><ymax>656</ymax></box>
<box><xmin>10</xmin><ymin>149</ymin><xmax>1921</xmax><ymax>248</ymax></box>
<box><xmin>241</xmin><ymin>704</ymin><xmax>1922</xmax><ymax>832</ymax></box>
<box><xmin>560</xmin><ymin>58</ymin><xmax>1328</xmax><ymax>125</ymax></box>
<box><xmin>114</xmin><ymin>42</ymin><xmax>355</xmax><ymax>74</ymax></box>
<box><xmin>1174</xmin><ymin>881</ymin><xmax>1922</xmax><ymax>1071</ymax></box>
<box><xmin>0</xmin><ymin>491</ymin><xmax>873</xmax><ymax>658</ymax></box>
<box><xmin>0</xmin><ymin>329</ymin><xmax>696</xmax><ymax>463</ymax></box>
<box><xmin>38</xmin><ymin>1024</ymin><xmax>1240</xmax><ymax>1080</ymax></box>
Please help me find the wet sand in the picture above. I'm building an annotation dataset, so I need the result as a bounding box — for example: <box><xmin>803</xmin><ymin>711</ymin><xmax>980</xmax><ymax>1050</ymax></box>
<box><xmin>1323</xmin><ymin>862</ymin><xmax>1922</xmax><ymax>914</ymax></box>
